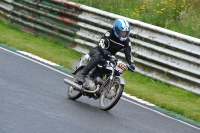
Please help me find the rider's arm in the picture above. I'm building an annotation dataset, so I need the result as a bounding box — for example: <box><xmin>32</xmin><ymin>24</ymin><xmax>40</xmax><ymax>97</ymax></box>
<box><xmin>98</xmin><ymin>31</ymin><xmax>110</xmax><ymax>52</ymax></box>
<box><xmin>124</xmin><ymin>41</ymin><xmax>134</xmax><ymax>65</ymax></box>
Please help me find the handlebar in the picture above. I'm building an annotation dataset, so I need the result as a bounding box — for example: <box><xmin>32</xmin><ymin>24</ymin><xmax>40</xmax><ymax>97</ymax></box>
<box><xmin>104</xmin><ymin>55</ymin><xmax>135</xmax><ymax>72</ymax></box>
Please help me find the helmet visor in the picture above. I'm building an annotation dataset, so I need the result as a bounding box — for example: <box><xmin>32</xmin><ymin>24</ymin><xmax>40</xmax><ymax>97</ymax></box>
<box><xmin>117</xmin><ymin>30</ymin><xmax>130</xmax><ymax>38</ymax></box>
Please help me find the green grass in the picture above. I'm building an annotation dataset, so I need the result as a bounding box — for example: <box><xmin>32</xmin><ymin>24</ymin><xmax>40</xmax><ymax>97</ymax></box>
<box><xmin>0</xmin><ymin>19</ymin><xmax>82</xmax><ymax>68</ymax></box>
<box><xmin>70</xmin><ymin>0</ymin><xmax>200</xmax><ymax>38</ymax></box>
<box><xmin>0</xmin><ymin>19</ymin><xmax>200</xmax><ymax>123</ymax></box>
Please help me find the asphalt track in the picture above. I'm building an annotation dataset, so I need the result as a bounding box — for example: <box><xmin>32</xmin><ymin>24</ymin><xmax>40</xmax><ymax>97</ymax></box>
<box><xmin>0</xmin><ymin>46</ymin><xmax>199</xmax><ymax>133</ymax></box>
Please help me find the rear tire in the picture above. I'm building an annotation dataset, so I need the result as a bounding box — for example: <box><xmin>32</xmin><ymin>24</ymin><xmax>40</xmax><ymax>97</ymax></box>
<box><xmin>99</xmin><ymin>77</ymin><xmax>124</xmax><ymax>111</ymax></box>
<box><xmin>67</xmin><ymin>69</ymin><xmax>82</xmax><ymax>100</ymax></box>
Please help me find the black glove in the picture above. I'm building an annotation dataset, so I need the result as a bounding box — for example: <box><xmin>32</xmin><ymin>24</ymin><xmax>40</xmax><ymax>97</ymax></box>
<box><xmin>103</xmin><ymin>50</ymin><xmax>111</xmax><ymax>57</ymax></box>
<box><xmin>130</xmin><ymin>63</ymin><xmax>135</xmax><ymax>71</ymax></box>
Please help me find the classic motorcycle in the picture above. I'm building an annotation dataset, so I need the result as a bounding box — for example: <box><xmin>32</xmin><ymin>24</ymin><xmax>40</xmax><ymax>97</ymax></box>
<box><xmin>64</xmin><ymin>54</ymin><xmax>134</xmax><ymax>110</ymax></box>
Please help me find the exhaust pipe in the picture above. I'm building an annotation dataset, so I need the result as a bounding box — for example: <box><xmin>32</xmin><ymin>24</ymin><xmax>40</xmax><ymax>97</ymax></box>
<box><xmin>64</xmin><ymin>78</ymin><xmax>82</xmax><ymax>91</ymax></box>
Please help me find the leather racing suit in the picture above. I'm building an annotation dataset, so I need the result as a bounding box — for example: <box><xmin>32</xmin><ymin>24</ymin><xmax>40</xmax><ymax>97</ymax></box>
<box><xmin>78</xmin><ymin>29</ymin><xmax>134</xmax><ymax>82</ymax></box>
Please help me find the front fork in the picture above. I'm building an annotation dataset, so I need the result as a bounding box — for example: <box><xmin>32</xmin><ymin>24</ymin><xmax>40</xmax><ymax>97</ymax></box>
<box><xmin>99</xmin><ymin>69</ymin><xmax>115</xmax><ymax>92</ymax></box>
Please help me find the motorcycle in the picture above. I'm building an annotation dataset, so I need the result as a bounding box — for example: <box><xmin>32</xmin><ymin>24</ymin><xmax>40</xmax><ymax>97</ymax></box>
<box><xmin>64</xmin><ymin>54</ymin><xmax>134</xmax><ymax>111</ymax></box>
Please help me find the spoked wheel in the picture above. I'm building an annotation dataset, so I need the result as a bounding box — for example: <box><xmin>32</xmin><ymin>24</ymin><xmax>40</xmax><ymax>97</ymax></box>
<box><xmin>67</xmin><ymin>69</ymin><xmax>82</xmax><ymax>100</ymax></box>
<box><xmin>99</xmin><ymin>77</ymin><xmax>124</xmax><ymax>111</ymax></box>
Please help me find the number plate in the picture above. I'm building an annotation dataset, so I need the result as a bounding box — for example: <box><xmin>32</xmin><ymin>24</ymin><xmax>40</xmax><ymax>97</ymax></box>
<box><xmin>115</xmin><ymin>61</ymin><xmax>128</xmax><ymax>73</ymax></box>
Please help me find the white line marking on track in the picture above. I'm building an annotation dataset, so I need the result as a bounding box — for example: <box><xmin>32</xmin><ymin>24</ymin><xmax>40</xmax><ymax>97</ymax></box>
<box><xmin>0</xmin><ymin>47</ymin><xmax>73</xmax><ymax>78</ymax></box>
<box><xmin>18</xmin><ymin>51</ymin><xmax>60</xmax><ymax>66</ymax></box>
<box><xmin>123</xmin><ymin>92</ymin><xmax>156</xmax><ymax>106</ymax></box>
<box><xmin>122</xmin><ymin>97</ymin><xmax>200</xmax><ymax>130</ymax></box>
<box><xmin>1</xmin><ymin>46</ymin><xmax>199</xmax><ymax>130</ymax></box>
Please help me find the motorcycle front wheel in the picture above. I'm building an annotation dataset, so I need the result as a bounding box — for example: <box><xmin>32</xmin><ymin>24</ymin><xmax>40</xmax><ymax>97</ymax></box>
<box><xmin>99</xmin><ymin>77</ymin><xmax>124</xmax><ymax>111</ymax></box>
<box><xmin>67</xmin><ymin>69</ymin><xmax>82</xmax><ymax>100</ymax></box>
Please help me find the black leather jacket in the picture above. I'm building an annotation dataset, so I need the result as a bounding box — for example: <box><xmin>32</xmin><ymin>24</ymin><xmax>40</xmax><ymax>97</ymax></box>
<box><xmin>97</xmin><ymin>29</ymin><xmax>133</xmax><ymax>65</ymax></box>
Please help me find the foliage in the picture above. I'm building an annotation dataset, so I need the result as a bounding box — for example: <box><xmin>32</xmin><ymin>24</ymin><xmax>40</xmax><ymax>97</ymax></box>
<box><xmin>70</xmin><ymin>0</ymin><xmax>200</xmax><ymax>38</ymax></box>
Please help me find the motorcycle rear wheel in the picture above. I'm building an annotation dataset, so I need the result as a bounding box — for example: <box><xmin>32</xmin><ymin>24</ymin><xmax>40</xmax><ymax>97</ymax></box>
<box><xmin>67</xmin><ymin>69</ymin><xmax>82</xmax><ymax>100</ymax></box>
<box><xmin>99</xmin><ymin>77</ymin><xmax>124</xmax><ymax>111</ymax></box>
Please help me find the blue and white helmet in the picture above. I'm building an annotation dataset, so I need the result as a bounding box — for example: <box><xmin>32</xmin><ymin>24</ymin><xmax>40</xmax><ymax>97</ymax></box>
<box><xmin>113</xmin><ymin>19</ymin><xmax>130</xmax><ymax>41</ymax></box>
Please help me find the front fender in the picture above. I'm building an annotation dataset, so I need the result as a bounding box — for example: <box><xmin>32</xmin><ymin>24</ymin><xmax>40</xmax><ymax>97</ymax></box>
<box><xmin>114</xmin><ymin>76</ymin><xmax>125</xmax><ymax>85</ymax></box>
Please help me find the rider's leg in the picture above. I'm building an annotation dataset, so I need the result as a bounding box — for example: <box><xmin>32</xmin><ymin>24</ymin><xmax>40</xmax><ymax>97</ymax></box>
<box><xmin>77</xmin><ymin>47</ymin><xmax>103</xmax><ymax>83</ymax></box>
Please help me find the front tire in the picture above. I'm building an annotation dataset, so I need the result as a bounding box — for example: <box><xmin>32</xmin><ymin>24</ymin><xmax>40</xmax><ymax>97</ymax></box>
<box><xmin>67</xmin><ymin>69</ymin><xmax>82</xmax><ymax>100</ymax></box>
<box><xmin>99</xmin><ymin>77</ymin><xmax>124</xmax><ymax>111</ymax></box>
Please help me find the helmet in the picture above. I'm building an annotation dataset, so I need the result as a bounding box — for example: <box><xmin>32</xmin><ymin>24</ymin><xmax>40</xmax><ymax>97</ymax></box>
<box><xmin>113</xmin><ymin>19</ymin><xmax>130</xmax><ymax>41</ymax></box>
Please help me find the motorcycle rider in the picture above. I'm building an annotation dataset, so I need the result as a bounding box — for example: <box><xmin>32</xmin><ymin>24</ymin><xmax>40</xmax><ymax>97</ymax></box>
<box><xmin>77</xmin><ymin>18</ymin><xmax>135</xmax><ymax>83</ymax></box>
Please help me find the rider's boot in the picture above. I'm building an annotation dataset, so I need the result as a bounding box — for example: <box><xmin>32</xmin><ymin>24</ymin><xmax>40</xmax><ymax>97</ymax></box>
<box><xmin>77</xmin><ymin>57</ymin><xmax>98</xmax><ymax>84</ymax></box>
<box><xmin>77</xmin><ymin>74</ymin><xmax>86</xmax><ymax>84</ymax></box>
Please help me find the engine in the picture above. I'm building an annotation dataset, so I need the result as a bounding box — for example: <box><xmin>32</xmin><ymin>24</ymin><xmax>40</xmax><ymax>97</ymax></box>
<box><xmin>83</xmin><ymin>79</ymin><xmax>96</xmax><ymax>91</ymax></box>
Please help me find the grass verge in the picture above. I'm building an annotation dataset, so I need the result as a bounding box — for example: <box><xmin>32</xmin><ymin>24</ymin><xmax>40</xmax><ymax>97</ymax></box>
<box><xmin>0</xmin><ymin>18</ymin><xmax>200</xmax><ymax>123</ymax></box>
